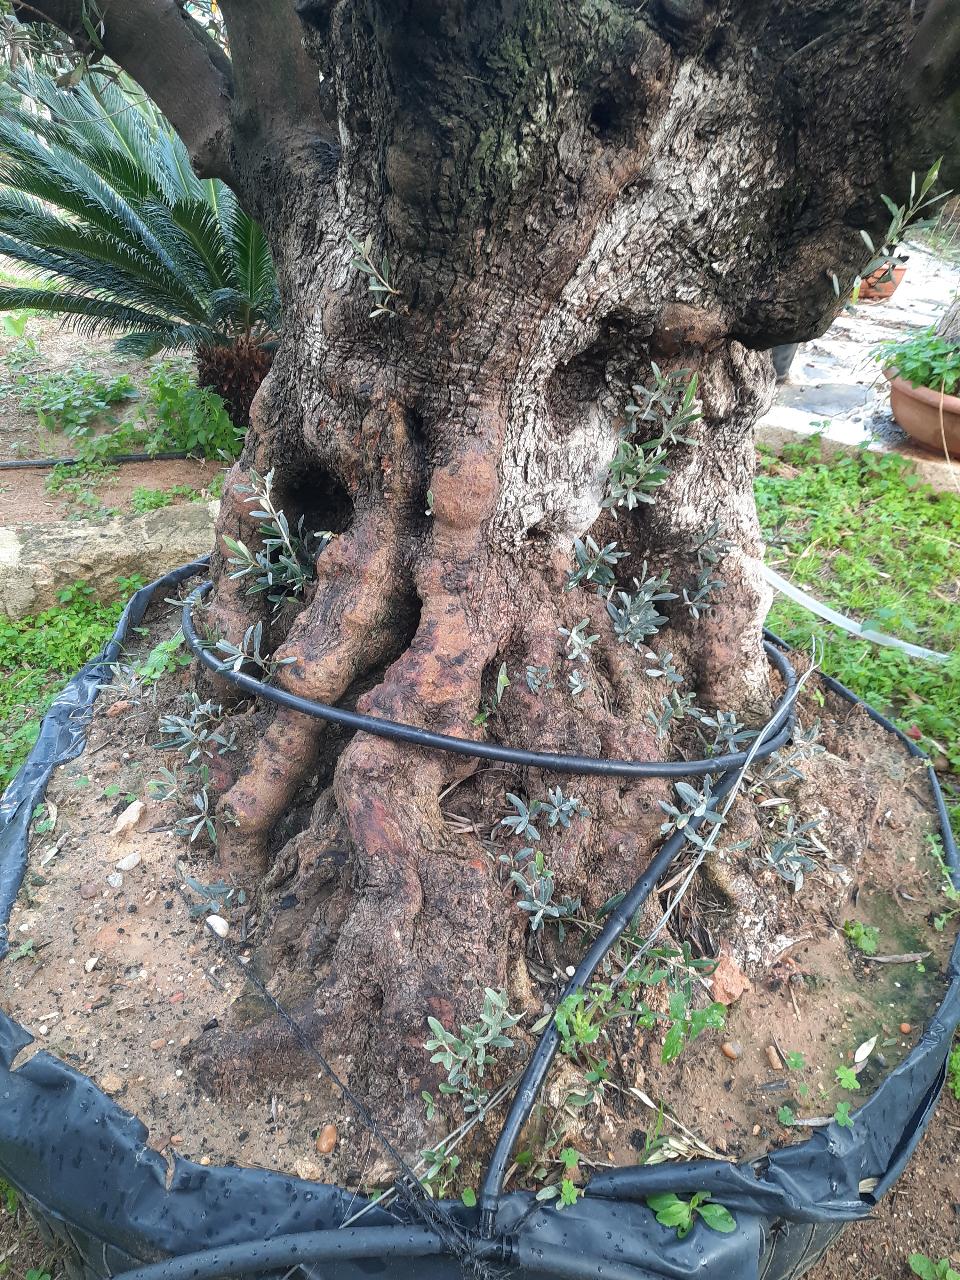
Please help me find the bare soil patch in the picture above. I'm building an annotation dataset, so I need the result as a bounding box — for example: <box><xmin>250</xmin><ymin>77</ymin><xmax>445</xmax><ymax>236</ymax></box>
<box><xmin>0</xmin><ymin>594</ymin><xmax>955</xmax><ymax>1215</ymax></box>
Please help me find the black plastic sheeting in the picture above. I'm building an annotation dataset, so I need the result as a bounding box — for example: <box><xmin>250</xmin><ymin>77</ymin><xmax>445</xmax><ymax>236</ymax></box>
<box><xmin>1</xmin><ymin>562</ymin><xmax>958</xmax><ymax>1280</ymax></box>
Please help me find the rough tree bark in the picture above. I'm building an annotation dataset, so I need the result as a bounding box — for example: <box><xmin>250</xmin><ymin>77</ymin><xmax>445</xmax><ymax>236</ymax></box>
<box><xmin>18</xmin><ymin>0</ymin><xmax>960</xmax><ymax>1145</ymax></box>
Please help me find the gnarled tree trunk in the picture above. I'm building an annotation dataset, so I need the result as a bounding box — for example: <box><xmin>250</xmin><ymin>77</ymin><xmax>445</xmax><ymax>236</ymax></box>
<box><xmin>18</xmin><ymin>0</ymin><xmax>960</xmax><ymax>1145</ymax></box>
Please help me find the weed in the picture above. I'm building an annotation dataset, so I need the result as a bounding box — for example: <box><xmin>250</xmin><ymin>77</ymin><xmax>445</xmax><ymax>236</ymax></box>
<box><xmin>948</xmin><ymin>1040</ymin><xmax>960</xmax><ymax>1102</ymax></box>
<box><xmin>843</xmin><ymin>919</ymin><xmax>880</xmax><ymax>957</ymax></box>
<box><xmin>909</xmin><ymin>1257</ymin><xmax>960</xmax><ymax>1280</ymax></box>
<box><xmin>131</xmin><ymin>632</ymin><xmax>192</xmax><ymax>685</ymax></box>
<box><xmin>0</xmin><ymin>582</ymin><xmax>127</xmax><ymax>790</ymax></box>
<box><xmin>927</xmin><ymin>835</ymin><xmax>960</xmax><ymax>932</ymax></box>
<box><xmin>875</xmin><ymin>328</ymin><xmax>960</xmax><ymax>396</ymax></box>
<box><xmin>424</xmin><ymin>988</ymin><xmax>522</xmax><ymax>1114</ymax></box>
<box><xmin>130</xmin><ymin>484</ymin><xmax>200</xmax><ymax>513</ymax></box>
<box><xmin>555</xmin><ymin>943</ymin><xmax>724</xmax><ymax>1070</ymax></box>
<box><xmin>534</xmin><ymin>1148</ymin><xmax>582</xmax><ymax>1208</ymax></box>
<box><xmin>1</xmin><ymin>310</ymin><xmax>32</xmax><ymax>338</ymax></box>
<box><xmin>45</xmin><ymin>460</ymin><xmax>117</xmax><ymax>494</ymax></box>
<box><xmin>835</xmin><ymin>1064</ymin><xmax>861</xmax><ymax>1091</ymax></box>
<box><xmin>141</xmin><ymin>361</ymin><xmax>241</xmax><ymax>459</ymax></box>
<box><xmin>833</xmin><ymin>1101</ymin><xmax>855</xmax><ymax>1128</ymax></box>
<box><xmin>17</xmin><ymin>365</ymin><xmax>138</xmax><ymax>435</ymax></box>
<box><xmin>645</xmin><ymin>1191</ymin><xmax>736</xmax><ymax>1239</ymax></box>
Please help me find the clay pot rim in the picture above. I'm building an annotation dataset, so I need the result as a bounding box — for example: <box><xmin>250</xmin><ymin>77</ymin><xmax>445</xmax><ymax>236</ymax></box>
<box><xmin>882</xmin><ymin>366</ymin><xmax>960</xmax><ymax>411</ymax></box>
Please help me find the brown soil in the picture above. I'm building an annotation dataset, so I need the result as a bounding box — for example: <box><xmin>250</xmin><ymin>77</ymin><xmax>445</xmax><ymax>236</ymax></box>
<box><xmin>0</xmin><ymin>595</ymin><xmax>957</xmax><ymax>1257</ymax></box>
<box><xmin>0</xmin><ymin>315</ymin><xmax>219</xmax><ymax>525</ymax></box>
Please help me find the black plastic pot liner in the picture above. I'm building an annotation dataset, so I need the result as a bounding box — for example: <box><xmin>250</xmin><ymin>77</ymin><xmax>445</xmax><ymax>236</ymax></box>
<box><xmin>1</xmin><ymin>562</ymin><xmax>958</xmax><ymax>1280</ymax></box>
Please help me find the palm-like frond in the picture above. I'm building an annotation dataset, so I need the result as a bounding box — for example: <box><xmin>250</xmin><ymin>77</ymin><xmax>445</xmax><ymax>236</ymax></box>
<box><xmin>0</xmin><ymin>66</ymin><xmax>279</xmax><ymax>370</ymax></box>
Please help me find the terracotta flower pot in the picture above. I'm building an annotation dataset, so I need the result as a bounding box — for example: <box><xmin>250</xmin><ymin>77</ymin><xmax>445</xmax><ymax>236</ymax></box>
<box><xmin>858</xmin><ymin>262</ymin><xmax>906</xmax><ymax>303</ymax></box>
<box><xmin>883</xmin><ymin>367</ymin><xmax>960</xmax><ymax>457</ymax></box>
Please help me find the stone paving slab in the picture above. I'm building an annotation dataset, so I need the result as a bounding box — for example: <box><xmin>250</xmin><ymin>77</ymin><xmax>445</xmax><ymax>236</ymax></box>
<box><xmin>757</xmin><ymin>243</ymin><xmax>960</xmax><ymax>491</ymax></box>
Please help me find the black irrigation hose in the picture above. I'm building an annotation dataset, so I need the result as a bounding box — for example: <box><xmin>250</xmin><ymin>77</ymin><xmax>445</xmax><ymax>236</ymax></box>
<box><xmin>476</xmin><ymin>769</ymin><xmax>751</xmax><ymax>1233</ymax></box>
<box><xmin>109</xmin><ymin>1227</ymin><xmax>656</xmax><ymax>1280</ymax></box>
<box><xmin>181</xmin><ymin>583</ymin><xmax>798</xmax><ymax>779</ymax></box>
<box><xmin>0</xmin><ymin>451</ymin><xmax>191</xmax><ymax>470</ymax></box>
<box><xmin>109</xmin><ymin>1227</ymin><xmax>449</xmax><ymax>1280</ymax></box>
<box><xmin>182</xmin><ymin>579</ymin><xmax>799</xmax><ymax>1237</ymax></box>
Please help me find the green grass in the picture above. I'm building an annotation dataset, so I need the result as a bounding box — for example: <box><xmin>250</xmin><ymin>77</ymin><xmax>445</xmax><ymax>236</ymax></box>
<box><xmin>0</xmin><ymin>581</ymin><xmax>139</xmax><ymax>793</ymax></box>
<box><xmin>756</xmin><ymin>439</ymin><xmax>960</xmax><ymax>793</ymax></box>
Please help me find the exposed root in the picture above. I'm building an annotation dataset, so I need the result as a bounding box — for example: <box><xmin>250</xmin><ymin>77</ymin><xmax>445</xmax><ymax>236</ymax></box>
<box><xmin>215</xmin><ymin>510</ymin><xmax>413</xmax><ymax>875</ymax></box>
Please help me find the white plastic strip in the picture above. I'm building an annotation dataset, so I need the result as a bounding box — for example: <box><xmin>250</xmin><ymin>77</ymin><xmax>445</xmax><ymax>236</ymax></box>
<box><xmin>760</xmin><ymin>563</ymin><xmax>950</xmax><ymax>664</ymax></box>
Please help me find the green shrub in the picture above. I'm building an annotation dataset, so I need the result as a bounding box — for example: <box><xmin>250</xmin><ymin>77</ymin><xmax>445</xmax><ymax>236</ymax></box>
<box><xmin>0</xmin><ymin>67</ymin><xmax>277</xmax><ymax>422</ymax></box>
<box><xmin>874</xmin><ymin>328</ymin><xmax>960</xmax><ymax>395</ymax></box>
<box><xmin>141</xmin><ymin>362</ymin><xmax>240</xmax><ymax>459</ymax></box>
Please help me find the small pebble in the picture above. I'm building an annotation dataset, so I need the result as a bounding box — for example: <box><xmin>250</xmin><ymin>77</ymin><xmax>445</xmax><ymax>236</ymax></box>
<box><xmin>106</xmin><ymin>700</ymin><xmax>132</xmax><ymax>719</ymax></box>
<box><xmin>199</xmin><ymin>1156</ymin><xmax>211</xmax><ymax>1166</ymax></box>
<box><xmin>206</xmin><ymin>914</ymin><xmax>229</xmax><ymax>938</ymax></box>
<box><xmin>84</xmin><ymin>956</ymin><xmax>99</xmax><ymax>974</ymax></box>
<box><xmin>150</xmin><ymin>1038</ymin><xmax>166</xmax><ymax>1051</ymax></box>
<box><xmin>116</xmin><ymin>852</ymin><xmax>141</xmax><ymax>872</ymax></box>
<box><xmin>564</xmin><ymin>965</ymin><xmax>576</xmax><ymax>977</ymax></box>
<box><xmin>720</xmin><ymin>1040</ymin><xmax>743</xmax><ymax>1061</ymax></box>
<box><xmin>899</xmin><ymin>1022</ymin><xmax>912</xmax><ymax>1034</ymax></box>
<box><xmin>106</xmin><ymin>872</ymin><xmax>123</xmax><ymax>890</ymax></box>
<box><xmin>765</xmin><ymin>1044</ymin><xmax>783</xmax><ymax>1070</ymax></box>
<box><xmin>100</xmin><ymin>1072</ymin><xmax>123</xmax><ymax>1095</ymax></box>
<box><xmin>315</xmin><ymin>1123</ymin><xmax>338</xmax><ymax>1155</ymax></box>
<box><xmin>80</xmin><ymin>881</ymin><xmax>99</xmax><ymax>901</ymax></box>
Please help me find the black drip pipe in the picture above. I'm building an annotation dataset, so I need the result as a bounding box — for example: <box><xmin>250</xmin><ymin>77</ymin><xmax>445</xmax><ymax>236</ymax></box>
<box><xmin>181</xmin><ymin>583</ymin><xmax>797</xmax><ymax>780</ymax></box>
<box><xmin>0</xmin><ymin>451</ymin><xmax>191</xmax><ymax>470</ymax></box>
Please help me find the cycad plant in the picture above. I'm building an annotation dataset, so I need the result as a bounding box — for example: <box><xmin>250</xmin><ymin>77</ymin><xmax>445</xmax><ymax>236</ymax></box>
<box><xmin>0</xmin><ymin>68</ymin><xmax>279</xmax><ymax>426</ymax></box>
